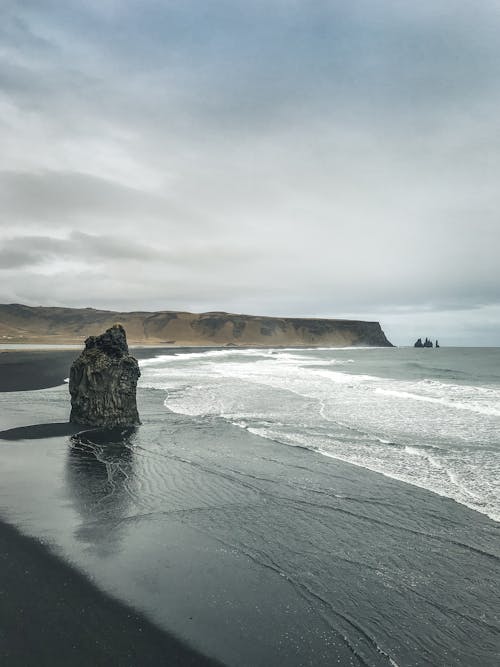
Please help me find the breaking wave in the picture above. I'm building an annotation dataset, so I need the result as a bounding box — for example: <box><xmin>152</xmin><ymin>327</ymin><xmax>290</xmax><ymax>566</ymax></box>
<box><xmin>140</xmin><ymin>348</ymin><xmax>500</xmax><ymax>522</ymax></box>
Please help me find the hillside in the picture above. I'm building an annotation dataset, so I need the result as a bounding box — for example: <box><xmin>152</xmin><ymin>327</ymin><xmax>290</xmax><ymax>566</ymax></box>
<box><xmin>0</xmin><ymin>304</ymin><xmax>393</xmax><ymax>347</ymax></box>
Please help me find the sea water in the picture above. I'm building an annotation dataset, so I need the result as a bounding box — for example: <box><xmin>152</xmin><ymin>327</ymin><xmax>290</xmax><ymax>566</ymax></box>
<box><xmin>140</xmin><ymin>346</ymin><xmax>500</xmax><ymax>522</ymax></box>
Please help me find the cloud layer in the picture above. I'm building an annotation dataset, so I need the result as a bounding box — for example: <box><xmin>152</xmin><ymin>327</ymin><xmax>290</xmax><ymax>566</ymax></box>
<box><xmin>1</xmin><ymin>1</ymin><xmax>499</xmax><ymax>344</ymax></box>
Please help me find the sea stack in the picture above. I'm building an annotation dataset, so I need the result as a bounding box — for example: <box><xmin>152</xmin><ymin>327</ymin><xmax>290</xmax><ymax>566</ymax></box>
<box><xmin>69</xmin><ymin>324</ymin><xmax>141</xmax><ymax>427</ymax></box>
<box><xmin>414</xmin><ymin>337</ymin><xmax>434</xmax><ymax>348</ymax></box>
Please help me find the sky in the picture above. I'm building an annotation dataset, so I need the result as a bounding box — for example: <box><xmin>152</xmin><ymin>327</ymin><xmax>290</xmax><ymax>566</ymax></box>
<box><xmin>1</xmin><ymin>1</ymin><xmax>499</xmax><ymax>345</ymax></box>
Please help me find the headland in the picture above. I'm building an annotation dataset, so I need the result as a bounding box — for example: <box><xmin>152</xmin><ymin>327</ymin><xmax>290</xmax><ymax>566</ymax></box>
<box><xmin>0</xmin><ymin>304</ymin><xmax>392</xmax><ymax>347</ymax></box>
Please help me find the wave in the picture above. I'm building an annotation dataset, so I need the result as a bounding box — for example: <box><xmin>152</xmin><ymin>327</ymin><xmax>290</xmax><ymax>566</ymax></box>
<box><xmin>139</xmin><ymin>348</ymin><xmax>500</xmax><ymax>523</ymax></box>
<box><xmin>232</xmin><ymin>420</ymin><xmax>500</xmax><ymax>522</ymax></box>
<box><xmin>139</xmin><ymin>348</ymin><xmax>276</xmax><ymax>367</ymax></box>
<box><xmin>374</xmin><ymin>387</ymin><xmax>500</xmax><ymax>417</ymax></box>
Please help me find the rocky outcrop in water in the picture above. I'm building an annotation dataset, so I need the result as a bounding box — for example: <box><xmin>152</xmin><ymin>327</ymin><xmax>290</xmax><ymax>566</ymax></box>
<box><xmin>69</xmin><ymin>324</ymin><xmax>140</xmax><ymax>427</ymax></box>
<box><xmin>414</xmin><ymin>337</ymin><xmax>434</xmax><ymax>348</ymax></box>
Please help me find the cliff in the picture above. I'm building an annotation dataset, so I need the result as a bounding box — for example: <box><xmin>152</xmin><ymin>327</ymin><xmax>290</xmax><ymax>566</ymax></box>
<box><xmin>0</xmin><ymin>304</ymin><xmax>393</xmax><ymax>347</ymax></box>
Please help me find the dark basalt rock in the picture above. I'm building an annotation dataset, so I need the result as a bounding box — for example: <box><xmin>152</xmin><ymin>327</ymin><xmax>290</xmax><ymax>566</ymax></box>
<box><xmin>414</xmin><ymin>337</ymin><xmax>434</xmax><ymax>348</ymax></box>
<box><xmin>69</xmin><ymin>324</ymin><xmax>140</xmax><ymax>427</ymax></box>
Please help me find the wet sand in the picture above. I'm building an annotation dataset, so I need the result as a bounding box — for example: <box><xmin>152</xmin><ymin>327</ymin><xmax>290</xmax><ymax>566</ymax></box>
<box><xmin>0</xmin><ymin>350</ymin><xmax>221</xmax><ymax>666</ymax></box>
<box><xmin>0</xmin><ymin>521</ymin><xmax>220</xmax><ymax>667</ymax></box>
<box><xmin>0</xmin><ymin>350</ymin><xmax>77</xmax><ymax>392</ymax></box>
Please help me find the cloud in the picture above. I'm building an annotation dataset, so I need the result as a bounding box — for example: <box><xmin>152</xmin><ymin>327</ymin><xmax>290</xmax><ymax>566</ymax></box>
<box><xmin>0</xmin><ymin>232</ymin><xmax>161</xmax><ymax>269</ymax></box>
<box><xmin>0</xmin><ymin>170</ymin><xmax>193</xmax><ymax>226</ymax></box>
<box><xmin>0</xmin><ymin>231</ymin><xmax>251</xmax><ymax>274</ymax></box>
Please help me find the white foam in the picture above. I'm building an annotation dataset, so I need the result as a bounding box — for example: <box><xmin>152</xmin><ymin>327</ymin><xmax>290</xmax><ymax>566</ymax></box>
<box><xmin>139</xmin><ymin>348</ymin><xmax>500</xmax><ymax>522</ymax></box>
<box><xmin>375</xmin><ymin>387</ymin><xmax>500</xmax><ymax>417</ymax></box>
<box><xmin>139</xmin><ymin>348</ymin><xmax>275</xmax><ymax>367</ymax></box>
<box><xmin>139</xmin><ymin>348</ymin><xmax>359</xmax><ymax>371</ymax></box>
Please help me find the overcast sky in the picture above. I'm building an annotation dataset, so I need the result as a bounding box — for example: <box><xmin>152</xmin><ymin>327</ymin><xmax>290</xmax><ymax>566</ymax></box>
<box><xmin>1</xmin><ymin>1</ymin><xmax>499</xmax><ymax>345</ymax></box>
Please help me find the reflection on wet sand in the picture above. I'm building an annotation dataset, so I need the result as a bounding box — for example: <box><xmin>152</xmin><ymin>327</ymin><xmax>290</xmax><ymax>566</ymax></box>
<box><xmin>66</xmin><ymin>427</ymin><xmax>138</xmax><ymax>557</ymax></box>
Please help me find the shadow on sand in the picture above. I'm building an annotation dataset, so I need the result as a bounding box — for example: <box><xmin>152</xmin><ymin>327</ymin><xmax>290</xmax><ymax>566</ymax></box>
<box><xmin>0</xmin><ymin>422</ymin><xmax>81</xmax><ymax>440</ymax></box>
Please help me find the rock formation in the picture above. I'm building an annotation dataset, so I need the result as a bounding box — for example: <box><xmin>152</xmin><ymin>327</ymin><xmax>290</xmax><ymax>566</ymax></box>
<box><xmin>414</xmin><ymin>337</ymin><xmax>434</xmax><ymax>348</ymax></box>
<box><xmin>69</xmin><ymin>324</ymin><xmax>141</xmax><ymax>427</ymax></box>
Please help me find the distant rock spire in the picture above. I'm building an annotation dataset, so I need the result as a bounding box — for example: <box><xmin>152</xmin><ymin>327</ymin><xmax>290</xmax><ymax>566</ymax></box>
<box><xmin>414</xmin><ymin>337</ymin><xmax>435</xmax><ymax>348</ymax></box>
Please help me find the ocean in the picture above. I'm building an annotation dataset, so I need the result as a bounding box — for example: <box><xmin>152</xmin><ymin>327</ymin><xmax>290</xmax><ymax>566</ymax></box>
<box><xmin>140</xmin><ymin>346</ymin><xmax>500</xmax><ymax>522</ymax></box>
<box><xmin>0</xmin><ymin>346</ymin><xmax>499</xmax><ymax>665</ymax></box>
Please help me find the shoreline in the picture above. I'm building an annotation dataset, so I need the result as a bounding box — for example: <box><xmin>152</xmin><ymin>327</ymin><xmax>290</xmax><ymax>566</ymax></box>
<box><xmin>0</xmin><ymin>346</ymin><xmax>391</xmax><ymax>393</ymax></box>
<box><xmin>1</xmin><ymin>348</ymin><xmax>498</xmax><ymax>523</ymax></box>
<box><xmin>0</xmin><ymin>348</ymin><xmax>176</xmax><ymax>392</ymax></box>
<box><xmin>0</xmin><ymin>350</ymin><xmax>78</xmax><ymax>392</ymax></box>
<box><xmin>1</xmin><ymin>351</ymin><xmax>499</xmax><ymax>665</ymax></box>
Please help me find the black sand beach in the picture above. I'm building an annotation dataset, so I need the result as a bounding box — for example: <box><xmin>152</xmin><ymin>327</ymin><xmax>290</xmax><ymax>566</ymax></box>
<box><xmin>1</xmin><ymin>349</ymin><xmax>499</xmax><ymax>666</ymax></box>
<box><xmin>0</xmin><ymin>521</ymin><xmax>220</xmax><ymax>667</ymax></box>
<box><xmin>0</xmin><ymin>350</ymin><xmax>77</xmax><ymax>392</ymax></box>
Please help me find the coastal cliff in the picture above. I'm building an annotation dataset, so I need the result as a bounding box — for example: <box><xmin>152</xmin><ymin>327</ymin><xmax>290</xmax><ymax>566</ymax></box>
<box><xmin>0</xmin><ymin>304</ymin><xmax>393</xmax><ymax>347</ymax></box>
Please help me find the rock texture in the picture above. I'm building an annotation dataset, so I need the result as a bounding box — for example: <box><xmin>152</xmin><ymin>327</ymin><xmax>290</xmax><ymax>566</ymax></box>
<box><xmin>69</xmin><ymin>324</ymin><xmax>140</xmax><ymax>427</ymax></box>
<box><xmin>0</xmin><ymin>304</ymin><xmax>393</xmax><ymax>347</ymax></box>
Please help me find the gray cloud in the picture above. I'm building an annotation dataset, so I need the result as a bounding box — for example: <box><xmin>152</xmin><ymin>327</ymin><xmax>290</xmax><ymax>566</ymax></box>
<box><xmin>1</xmin><ymin>1</ymin><xmax>499</xmax><ymax>344</ymax></box>
<box><xmin>0</xmin><ymin>170</ymin><xmax>201</xmax><ymax>227</ymax></box>
<box><xmin>0</xmin><ymin>231</ymin><xmax>250</xmax><ymax>273</ymax></box>
<box><xmin>0</xmin><ymin>232</ymin><xmax>162</xmax><ymax>268</ymax></box>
